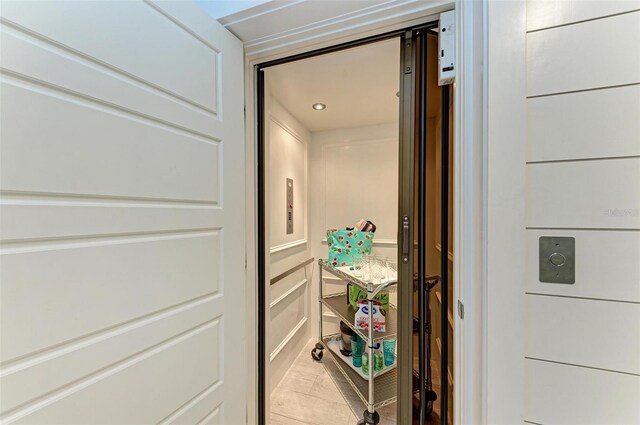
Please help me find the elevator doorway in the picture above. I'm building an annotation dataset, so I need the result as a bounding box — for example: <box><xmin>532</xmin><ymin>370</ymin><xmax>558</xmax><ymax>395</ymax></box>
<box><xmin>256</xmin><ymin>23</ymin><xmax>454</xmax><ymax>425</ymax></box>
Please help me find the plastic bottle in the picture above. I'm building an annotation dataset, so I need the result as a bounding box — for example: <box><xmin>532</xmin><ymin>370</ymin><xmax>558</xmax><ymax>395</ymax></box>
<box><xmin>374</xmin><ymin>347</ymin><xmax>384</xmax><ymax>372</ymax></box>
<box><xmin>362</xmin><ymin>352</ymin><xmax>369</xmax><ymax>374</ymax></box>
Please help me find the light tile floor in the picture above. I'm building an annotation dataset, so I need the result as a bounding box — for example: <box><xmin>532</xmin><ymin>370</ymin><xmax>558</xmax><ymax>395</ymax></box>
<box><xmin>270</xmin><ymin>339</ymin><xmax>442</xmax><ymax>425</ymax></box>
<box><xmin>270</xmin><ymin>340</ymin><xmax>395</xmax><ymax>425</ymax></box>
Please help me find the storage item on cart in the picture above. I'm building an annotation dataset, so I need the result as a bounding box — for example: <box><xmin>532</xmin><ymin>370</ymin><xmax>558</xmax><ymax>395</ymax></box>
<box><xmin>326</xmin><ymin>229</ymin><xmax>373</xmax><ymax>267</ymax></box>
<box><xmin>348</xmin><ymin>284</ymin><xmax>390</xmax><ymax>310</ymax></box>
<box><xmin>339</xmin><ymin>320</ymin><xmax>355</xmax><ymax>356</ymax></box>
<box><xmin>354</xmin><ymin>299</ymin><xmax>386</xmax><ymax>332</ymax></box>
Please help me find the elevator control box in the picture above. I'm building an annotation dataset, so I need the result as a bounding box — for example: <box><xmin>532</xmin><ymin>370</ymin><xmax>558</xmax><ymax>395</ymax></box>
<box><xmin>438</xmin><ymin>10</ymin><xmax>455</xmax><ymax>86</ymax></box>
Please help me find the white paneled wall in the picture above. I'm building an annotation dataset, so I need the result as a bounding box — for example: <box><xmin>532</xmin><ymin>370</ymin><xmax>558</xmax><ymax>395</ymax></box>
<box><xmin>524</xmin><ymin>2</ymin><xmax>640</xmax><ymax>424</ymax></box>
<box><xmin>308</xmin><ymin>123</ymin><xmax>399</xmax><ymax>337</ymax></box>
<box><xmin>267</xmin><ymin>97</ymin><xmax>312</xmax><ymax>393</ymax></box>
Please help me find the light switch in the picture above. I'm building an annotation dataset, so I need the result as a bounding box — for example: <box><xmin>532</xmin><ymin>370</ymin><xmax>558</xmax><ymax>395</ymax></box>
<box><xmin>539</xmin><ymin>236</ymin><xmax>575</xmax><ymax>284</ymax></box>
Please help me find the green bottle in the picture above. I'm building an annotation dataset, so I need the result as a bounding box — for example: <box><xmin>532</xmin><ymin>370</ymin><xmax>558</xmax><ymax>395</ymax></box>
<box><xmin>362</xmin><ymin>352</ymin><xmax>369</xmax><ymax>374</ymax></box>
<box><xmin>374</xmin><ymin>349</ymin><xmax>384</xmax><ymax>372</ymax></box>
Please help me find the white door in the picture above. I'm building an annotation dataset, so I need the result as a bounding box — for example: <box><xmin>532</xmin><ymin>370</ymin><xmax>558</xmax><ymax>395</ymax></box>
<box><xmin>0</xmin><ymin>1</ymin><xmax>245</xmax><ymax>424</ymax></box>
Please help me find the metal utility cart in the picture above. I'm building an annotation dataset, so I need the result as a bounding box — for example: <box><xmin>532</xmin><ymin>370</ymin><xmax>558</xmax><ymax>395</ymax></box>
<box><xmin>311</xmin><ymin>259</ymin><xmax>398</xmax><ymax>425</ymax></box>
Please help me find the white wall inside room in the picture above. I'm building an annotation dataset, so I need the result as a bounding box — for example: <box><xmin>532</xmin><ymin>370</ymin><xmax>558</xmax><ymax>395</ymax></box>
<box><xmin>266</xmin><ymin>95</ymin><xmax>312</xmax><ymax>394</ymax></box>
<box><xmin>322</xmin><ymin>135</ymin><xmax>398</xmax><ymax>243</ymax></box>
<box><xmin>269</xmin><ymin>100</ymin><xmax>307</xmax><ymax>253</ymax></box>
<box><xmin>308</xmin><ymin>122</ymin><xmax>399</xmax><ymax>337</ymax></box>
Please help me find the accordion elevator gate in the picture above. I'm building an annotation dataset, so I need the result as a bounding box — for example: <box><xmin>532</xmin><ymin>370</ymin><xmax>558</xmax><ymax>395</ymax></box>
<box><xmin>400</xmin><ymin>27</ymin><xmax>453</xmax><ymax>425</ymax></box>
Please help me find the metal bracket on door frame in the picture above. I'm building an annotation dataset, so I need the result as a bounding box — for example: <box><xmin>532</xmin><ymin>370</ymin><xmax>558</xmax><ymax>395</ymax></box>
<box><xmin>457</xmin><ymin>300</ymin><xmax>464</xmax><ymax>319</ymax></box>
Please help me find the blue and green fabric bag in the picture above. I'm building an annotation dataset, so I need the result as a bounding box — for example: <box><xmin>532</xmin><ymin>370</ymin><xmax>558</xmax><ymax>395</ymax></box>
<box><xmin>326</xmin><ymin>229</ymin><xmax>388</xmax><ymax>310</ymax></box>
<box><xmin>326</xmin><ymin>229</ymin><xmax>374</xmax><ymax>267</ymax></box>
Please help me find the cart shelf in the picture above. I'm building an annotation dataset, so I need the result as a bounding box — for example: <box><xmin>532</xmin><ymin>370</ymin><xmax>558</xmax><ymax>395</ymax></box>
<box><xmin>323</xmin><ymin>335</ymin><xmax>423</xmax><ymax>410</ymax></box>
<box><xmin>322</xmin><ymin>336</ymin><xmax>398</xmax><ymax>409</ymax></box>
<box><xmin>321</xmin><ymin>293</ymin><xmax>397</xmax><ymax>343</ymax></box>
<box><xmin>319</xmin><ymin>259</ymin><xmax>397</xmax><ymax>293</ymax></box>
<box><xmin>315</xmin><ymin>258</ymin><xmax>403</xmax><ymax>422</ymax></box>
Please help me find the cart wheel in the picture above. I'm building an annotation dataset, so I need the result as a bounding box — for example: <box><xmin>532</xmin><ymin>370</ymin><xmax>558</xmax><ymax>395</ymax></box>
<box><xmin>315</xmin><ymin>342</ymin><xmax>324</xmax><ymax>350</ymax></box>
<box><xmin>356</xmin><ymin>420</ymin><xmax>366</xmax><ymax>425</ymax></box>
<box><xmin>311</xmin><ymin>347</ymin><xmax>323</xmax><ymax>361</ymax></box>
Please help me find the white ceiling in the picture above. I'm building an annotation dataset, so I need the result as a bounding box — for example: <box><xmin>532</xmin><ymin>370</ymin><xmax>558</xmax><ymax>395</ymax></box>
<box><xmin>266</xmin><ymin>38</ymin><xmax>400</xmax><ymax>132</ymax></box>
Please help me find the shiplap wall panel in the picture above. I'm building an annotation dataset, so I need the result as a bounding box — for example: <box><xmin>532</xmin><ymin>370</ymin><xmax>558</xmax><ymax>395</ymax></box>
<box><xmin>1</xmin><ymin>296</ymin><xmax>222</xmax><ymax>414</ymax></box>
<box><xmin>10</xmin><ymin>324</ymin><xmax>221</xmax><ymax>425</ymax></box>
<box><xmin>0</xmin><ymin>23</ymin><xmax>220</xmax><ymax>138</ymax></box>
<box><xmin>526</xmin><ymin>229</ymin><xmax>640</xmax><ymax>302</ymax></box>
<box><xmin>527</xmin><ymin>11</ymin><xmax>640</xmax><ymax>96</ymax></box>
<box><xmin>527</xmin><ymin>85</ymin><xmax>640</xmax><ymax>162</ymax></box>
<box><xmin>0</xmin><ymin>81</ymin><xmax>220</xmax><ymax>203</ymax></box>
<box><xmin>525</xmin><ymin>359</ymin><xmax>640</xmax><ymax>424</ymax></box>
<box><xmin>0</xmin><ymin>1</ymin><xmax>218</xmax><ymax>113</ymax></box>
<box><xmin>525</xmin><ymin>2</ymin><xmax>640</xmax><ymax>423</ymax></box>
<box><xmin>526</xmin><ymin>295</ymin><xmax>640</xmax><ymax>374</ymax></box>
<box><xmin>1</xmin><ymin>232</ymin><xmax>220</xmax><ymax>362</ymax></box>
<box><xmin>527</xmin><ymin>0</ymin><xmax>640</xmax><ymax>31</ymax></box>
<box><xmin>526</xmin><ymin>158</ymin><xmax>640</xmax><ymax>229</ymax></box>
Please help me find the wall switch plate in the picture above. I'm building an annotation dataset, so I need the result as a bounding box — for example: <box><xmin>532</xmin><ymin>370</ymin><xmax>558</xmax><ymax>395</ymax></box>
<box><xmin>539</xmin><ymin>236</ymin><xmax>575</xmax><ymax>284</ymax></box>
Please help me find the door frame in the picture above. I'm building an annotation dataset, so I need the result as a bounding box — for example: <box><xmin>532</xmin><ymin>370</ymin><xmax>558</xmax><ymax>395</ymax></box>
<box><xmin>244</xmin><ymin>1</ymin><xmax>488</xmax><ymax>423</ymax></box>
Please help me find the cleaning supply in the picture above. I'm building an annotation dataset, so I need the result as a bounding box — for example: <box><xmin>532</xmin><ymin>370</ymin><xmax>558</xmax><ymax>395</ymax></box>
<box><xmin>339</xmin><ymin>321</ymin><xmax>355</xmax><ymax>356</ymax></box>
<box><xmin>362</xmin><ymin>351</ymin><xmax>369</xmax><ymax>374</ymax></box>
<box><xmin>354</xmin><ymin>299</ymin><xmax>386</xmax><ymax>332</ymax></box>
<box><xmin>373</xmin><ymin>344</ymin><xmax>384</xmax><ymax>372</ymax></box>
<box><xmin>351</xmin><ymin>335</ymin><xmax>364</xmax><ymax>367</ymax></box>
<box><xmin>383</xmin><ymin>339</ymin><xmax>396</xmax><ymax>366</ymax></box>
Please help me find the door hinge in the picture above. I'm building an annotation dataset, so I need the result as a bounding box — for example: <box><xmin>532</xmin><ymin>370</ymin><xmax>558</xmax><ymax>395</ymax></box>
<box><xmin>457</xmin><ymin>300</ymin><xmax>464</xmax><ymax>319</ymax></box>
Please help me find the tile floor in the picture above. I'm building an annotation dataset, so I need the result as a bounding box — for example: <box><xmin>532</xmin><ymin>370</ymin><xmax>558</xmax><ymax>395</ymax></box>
<box><xmin>270</xmin><ymin>339</ymin><xmax>389</xmax><ymax>425</ymax></box>
<box><xmin>270</xmin><ymin>339</ymin><xmax>441</xmax><ymax>425</ymax></box>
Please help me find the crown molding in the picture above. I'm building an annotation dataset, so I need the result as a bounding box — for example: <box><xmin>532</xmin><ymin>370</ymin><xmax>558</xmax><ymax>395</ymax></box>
<box><xmin>219</xmin><ymin>0</ymin><xmax>304</xmax><ymax>27</ymax></box>
<box><xmin>236</xmin><ymin>0</ymin><xmax>452</xmax><ymax>62</ymax></box>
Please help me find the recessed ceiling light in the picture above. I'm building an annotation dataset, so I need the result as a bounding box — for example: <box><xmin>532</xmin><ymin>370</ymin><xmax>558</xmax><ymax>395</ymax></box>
<box><xmin>312</xmin><ymin>103</ymin><xmax>326</xmax><ymax>110</ymax></box>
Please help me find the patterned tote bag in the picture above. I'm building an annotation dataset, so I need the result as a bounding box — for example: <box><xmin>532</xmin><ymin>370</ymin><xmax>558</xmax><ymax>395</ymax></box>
<box><xmin>326</xmin><ymin>229</ymin><xmax>374</xmax><ymax>267</ymax></box>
